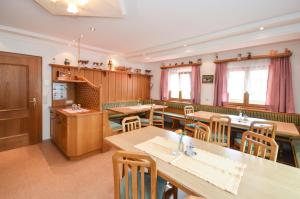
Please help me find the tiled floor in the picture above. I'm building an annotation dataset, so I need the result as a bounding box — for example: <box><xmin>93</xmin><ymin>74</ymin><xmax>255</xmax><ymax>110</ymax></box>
<box><xmin>0</xmin><ymin>141</ymin><xmax>115</xmax><ymax>199</ymax></box>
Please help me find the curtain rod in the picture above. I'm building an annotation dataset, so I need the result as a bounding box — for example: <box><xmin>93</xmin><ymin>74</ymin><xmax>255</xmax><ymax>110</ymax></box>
<box><xmin>161</xmin><ymin>63</ymin><xmax>201</xmax><ymax>69</ymax></box>
<box><xmin>214</xmin><ymin>50</ymin><xmax>292</xmax><ymax>64</ymax></box>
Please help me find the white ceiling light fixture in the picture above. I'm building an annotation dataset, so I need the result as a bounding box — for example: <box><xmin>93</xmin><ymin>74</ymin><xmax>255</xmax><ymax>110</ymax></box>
<box><xmin>35</xmin><ymin>0</ymin><xmax>126</xmax><ymax>17</ymax></box>
<box><xmin>259</xmin><ymin>26</ymin><xmax>265</xmax><ymax>31</ymax></box>
<box><xmin>67</xmin><ymin>3</ymin><xmax>79</xmax><ymax>14</ymax></box>
<box><xmin>77</xmin><ymin>0</ymin><xmax>88</xmax><ymax>6</ymax></box>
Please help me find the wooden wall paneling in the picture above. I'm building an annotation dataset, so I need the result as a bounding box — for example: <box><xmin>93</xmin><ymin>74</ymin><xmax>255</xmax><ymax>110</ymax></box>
<box><xmin>146</xmin><ymin>77</ymin><xmax>151</xmax><ymax>99</ymax></box>
<box><xmin>73</xmin><ymin>68</ymin><xmax>84</xmax><ymax>78</ymax></box>
<box><xmin>136</xmin><ymin>75</ymin><xmax>143</xmax><ymax>99</ymax></box>
<box><xmin>115</xmin><ymin>73</ymin><xmax>122</xmax><ymax>101</ymax></box>
<box><xmin>121</xmin><ymin>73</ymin><xmax>128</xmax><ymax>101</ymax></box>
<box><xmin>132</xmin><ymin>75</ymin><xmax>138</xmax><ymax>100</ymax></box>
<box><xmin>84</xmin><ymin>70</ymin><xmax>94</xmax><ymax>83</ymax></box>
<box><xmin>101</xmin><ymin>72</ymin><xmax>109</xmax><ymax>103</ymax></box>
<box><xmin>93</xmin><ymin>71</ymin><xmax>102</xmax><ymax>87</ymax></box>
<box><xmin>108</xmin><ymin>72</ymin><xmax>116</xmax><ymax>102</ymax></box>
<box><xmin>127</xmin><ymin>75</ymin><xmax>133</xmax><ymax>100</ymax></box>
<box><xmin>142</xmin><ymin>76</ymin><xmax>147</xmax><ymax>100</ymax></box>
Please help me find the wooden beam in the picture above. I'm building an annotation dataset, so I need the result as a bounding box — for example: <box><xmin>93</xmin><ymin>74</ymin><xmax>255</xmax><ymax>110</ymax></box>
<box><xmin>214</xmin><ymin>51</ymin><xmax>292</xmax><ymax>64</ymax></box>
<box><xmin>160</xmin><ymin>63</ymin><xmax>201</xmax><ymax>69</ymax></box>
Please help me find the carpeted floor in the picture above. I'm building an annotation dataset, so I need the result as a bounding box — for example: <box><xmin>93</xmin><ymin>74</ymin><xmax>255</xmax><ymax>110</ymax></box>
<box><xmin>0</xmin><ymin>141</ymin><xmax>115</xmax><ymax>199</ymax></box>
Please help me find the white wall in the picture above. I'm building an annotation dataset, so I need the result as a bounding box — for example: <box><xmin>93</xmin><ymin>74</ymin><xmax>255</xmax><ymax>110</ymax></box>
<box><xmin>0</xmin><ymin>31</ymin><xmax>148</xmax><ymax>140</ymax></box>
<box><xmin>146</xmin><ymin>40</ymin><xmax>300</xmax><ymax>113</ymax></box>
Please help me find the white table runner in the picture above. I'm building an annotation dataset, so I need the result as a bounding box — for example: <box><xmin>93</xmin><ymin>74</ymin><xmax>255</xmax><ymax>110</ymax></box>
<box><xmin>135</xmin><ymin>136</ymin><xmax>246</xmax><ymax>195</ymax></box>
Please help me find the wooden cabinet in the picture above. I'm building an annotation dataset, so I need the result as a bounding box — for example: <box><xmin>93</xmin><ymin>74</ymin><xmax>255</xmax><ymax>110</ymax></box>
<box><xmin>50</xmin><ymin>108</ymin><xmax>102</xmax><ymax>159</ymax></box>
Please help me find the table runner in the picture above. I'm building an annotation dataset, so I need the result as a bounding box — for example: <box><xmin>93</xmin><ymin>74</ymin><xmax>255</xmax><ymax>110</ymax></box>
<box><xmin>135</xmin><ymin>136</ymin><xmax>246</xmax><ymax>195</ymax></box>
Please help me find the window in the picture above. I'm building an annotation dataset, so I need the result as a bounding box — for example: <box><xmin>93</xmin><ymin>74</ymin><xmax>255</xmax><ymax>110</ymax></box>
<box><xmin>227</xmin><ymin>59</ymin><xmax>269</xmax><ymax>105</ymax></box>
<box><xmin>168</xmin><ymin>67</ymin><xmax>192</xmax><ymax>100</ymax></box>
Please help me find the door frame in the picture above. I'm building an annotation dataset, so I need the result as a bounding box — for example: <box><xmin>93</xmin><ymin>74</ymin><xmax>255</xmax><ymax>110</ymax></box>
<box><xmin>0</xmin><ymin>51</ymin><xmax>43</xmax><ymax>146</ymax></box>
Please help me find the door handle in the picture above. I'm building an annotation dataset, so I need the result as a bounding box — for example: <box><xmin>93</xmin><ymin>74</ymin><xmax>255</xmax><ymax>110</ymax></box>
<box><xmin>29</xmin><ymin>97</ymin><xmax>37</xmax><ymax>108</ymax></box>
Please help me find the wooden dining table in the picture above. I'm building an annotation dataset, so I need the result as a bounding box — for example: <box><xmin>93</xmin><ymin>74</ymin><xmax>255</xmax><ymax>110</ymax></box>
<box><xmin>188</xmin><ymin>111</ymin><xmax>299</xmax><ymax>137</ymax></box>
<box><xmin>107</xmin><ymin>104</ymin><xmax>167</xmax><ymax>115</ymax></box>
<box><xmin>105</xmin><ymin>126</ymin><xmax>300</xmax><ymax>199</ymax></box>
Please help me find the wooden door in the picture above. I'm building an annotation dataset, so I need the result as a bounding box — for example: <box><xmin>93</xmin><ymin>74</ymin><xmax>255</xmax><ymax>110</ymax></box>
<box><xmin>0</xmin><ymin>51</ymin><xmax>42</xmax><ymax>151</ymax></box>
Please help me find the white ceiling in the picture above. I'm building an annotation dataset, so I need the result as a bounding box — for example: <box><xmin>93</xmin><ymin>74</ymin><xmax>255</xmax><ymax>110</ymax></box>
<box><xmin>0</xmin><ymin>0</ymin><xmax>300</xmax><ymax>62</ymax></box>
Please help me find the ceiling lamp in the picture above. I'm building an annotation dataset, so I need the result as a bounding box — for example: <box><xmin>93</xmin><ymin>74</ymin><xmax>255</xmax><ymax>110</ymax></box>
<box><xmin>77</xmin><ymin>0</ymin><xmax>88</xmax><ymax>6</ymax></box>
<box><xmin>67</xmin><ymin>3</ymin><xmax>79</xmax><ymax>14</ymax></box>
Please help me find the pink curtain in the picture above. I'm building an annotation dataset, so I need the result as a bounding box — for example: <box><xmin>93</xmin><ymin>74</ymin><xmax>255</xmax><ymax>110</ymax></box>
<box><xmin>213</xmin><ymin>63</ymin><xmax>228</xmax><ymax>106</ymax></box>
<box><xmin>191</xmin><ymin>66</ymin><xmax>201</xmax><ymax>104</ymax></box>
<box><xmin>160</xmin><ymin>69</ymin><xmax>169</xmax><ymax>100</ymax></box>
<box><xmin>266</xmin><ymin>57</ymin><xmax>295</xmax><ymax>113</ymax></box>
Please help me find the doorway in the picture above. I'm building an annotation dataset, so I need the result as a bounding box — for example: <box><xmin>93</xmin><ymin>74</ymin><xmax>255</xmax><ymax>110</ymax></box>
<box><xmin>0</xmin><ymin>51</ymin><xmax>42</xmax><ymax>151</ymax></box>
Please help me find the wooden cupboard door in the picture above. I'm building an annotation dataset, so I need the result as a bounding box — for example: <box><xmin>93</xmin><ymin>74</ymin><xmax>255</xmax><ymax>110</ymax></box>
<box><xmin>0</xmin><ymin>51</ymin><xmax>42</xmax><ymax>151</ymax></box>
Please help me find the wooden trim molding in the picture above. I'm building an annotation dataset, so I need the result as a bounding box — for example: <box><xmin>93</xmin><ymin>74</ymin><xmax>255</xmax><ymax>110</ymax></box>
<box><xmin>161</xmin><ymin>63</ymin><xmax>201</xmax><ymax>69</ymax></box>
<box><xmin>214</xmin><ymin>50</ymin><xmax>292</xmax><ymax>64</ymax></box>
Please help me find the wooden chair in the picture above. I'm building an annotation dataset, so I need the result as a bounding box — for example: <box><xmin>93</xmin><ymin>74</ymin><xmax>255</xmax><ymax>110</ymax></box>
<box><xmin>234</xmin><ymin>121</ymin><xmax>277</xmax><ymax>149</ymax></box>
<box><xmin>112</xmin><ymin>151</ymin><xmax>166</xmax><ymax>199</ymax></box>
<box><xmin>209</xmin><ymin>115</ymin><xmax>231</xmax><ymax>147</ymax></box>
<box><xmin>184</xmin><ymin>106</ymin><xmax>196</xmax><ymax>134</ymax></box>
<box><xmin>122</xmin><ymin>116</ymin><xmax>142</xmax><ymax>133</ymax></box>
<box><xmin>240</xmin><ymin>131</ymin><xmax>279</xmax><ymax>161</ymax></box>
<box><xmin>141</xmin><ymin>105</ymin><xmax>154</xmax><ymax>127</ymax></box>
<box><xmin>194</xmin><ymin>122</ymin><xmax>211</xmax><ymax>142</ymax></box>
<box><xmin>153</xmin><ymin>104</ymin><xmax>165</xmax><ymax>129</ymax></box>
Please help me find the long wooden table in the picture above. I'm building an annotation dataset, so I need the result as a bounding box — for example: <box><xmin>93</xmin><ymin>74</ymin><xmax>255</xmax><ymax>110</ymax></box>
<box><xmin>107</xmin><ymin>104</ymin><xmax>167</xmax><ymax>115</ymax></box>
<box><xmin>105</xmin><ymin>126</ymin><xmax>300</xmax><ymax>199</ymax></box>
<box><xmin>188</xmin><ymin>111</ymin><xmax>299</xmax><ymax>137</ymax></box>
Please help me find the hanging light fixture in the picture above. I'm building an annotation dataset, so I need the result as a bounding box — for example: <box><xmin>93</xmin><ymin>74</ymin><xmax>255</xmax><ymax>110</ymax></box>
<box><xmin>77</xmin><ymin>0</ymin><xmax>88</xmax><ymax>6</ymax></box>
<box><xmin>67</xmin><ymin>2</ymin><xmax>79</xmax><ymax>13</ymax></box>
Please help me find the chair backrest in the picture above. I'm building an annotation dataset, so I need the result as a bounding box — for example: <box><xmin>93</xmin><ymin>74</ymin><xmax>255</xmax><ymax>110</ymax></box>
<box><xmin>148</xmin><ymin>104</ymin><xmax>155</xmax><ymax>125</ymax></box>
<box><xmin>122</xmin><ymin>116</ymin><xmax>141</xmax><ymax>133</ymax></box>
<box><xmin>209</xmin><ymin>115</ymin><xmax>231</xmax><ymax>147</ymax></box>
<box><xmin>194</xmin><ymin>122</ymin><xmax>211</xmax><ymax>142</ymax></box>
<box><xmin>112</xmin><ymin>151</ymin><xmax>157</xmax><ymax>199</ymax></box>
<box><xmin>240</xmin><ymin>131</ymin><xmax>278</xmax><ymax>161</ymax></box>
<box><xmin>250</xmin><ymin>121</ymin><xmax>277</xmax><ymax>139</ymax></box>
<box><xmin>184</xmin><ymin>105</ymin><xmax>194</xmax><ymax>124</ymax></box>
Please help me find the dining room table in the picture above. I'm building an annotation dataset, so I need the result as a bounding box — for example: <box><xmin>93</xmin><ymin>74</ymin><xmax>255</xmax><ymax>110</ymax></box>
<box><xmin>107</xmin><ymin>104</ymin><xmax>168</xmax><ymax>115</ymax></box>
<box><xmin>105</xmin><ymin>126</ymin><xmax>300</xmax><ymax>199</ymax></box>
<box><xmin>188</xmin><ymin>111</ymin><xmax>299</xmax><ymax>137</ymax></box>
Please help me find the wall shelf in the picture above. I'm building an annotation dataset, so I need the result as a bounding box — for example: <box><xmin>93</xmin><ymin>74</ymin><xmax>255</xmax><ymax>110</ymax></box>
<box><xmin>49</xmin><ymin>64</ymin><xmax>152</xmax><ymax>77</ymax></box>
<box><xmin>161</xmin><ymin>63</ymin><xmax>201</xmax><ymax>69</ymax></box>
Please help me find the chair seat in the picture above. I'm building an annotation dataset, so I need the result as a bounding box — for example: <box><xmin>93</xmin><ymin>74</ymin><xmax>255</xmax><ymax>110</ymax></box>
<box><xmin>153</xmin><ymin>115</ymin><xmax>163</xmax><ymax>120</ymax></box>
<box><xmin>120</xmin><ymin>171</ymin><xmax>166</xmax><ymax>199</ymax></box>
<box><xmin>185</xmin><ymin>123</ymin><xmax>196</xmax><ymax>128</ymax></box>
<box><xmin>140</xmin><ymin>118</ymin><xmax>150</xmax><ymax>124</ymax></box>
<box><xmin>109</xmin><ymin>114</ymin><xmax>127</xmax><ymax>119</ymax></box>
<box><xmin>109</xmin><ymin>121</ymin><xmax>122</xmax><ymax>132</ymax></box>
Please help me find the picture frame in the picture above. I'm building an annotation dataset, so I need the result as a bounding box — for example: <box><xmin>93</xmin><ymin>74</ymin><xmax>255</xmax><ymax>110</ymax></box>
<box><xmin>202</xmin><ymin>75</ymin><xmax>214</xmax><ymax>84</ymax></box>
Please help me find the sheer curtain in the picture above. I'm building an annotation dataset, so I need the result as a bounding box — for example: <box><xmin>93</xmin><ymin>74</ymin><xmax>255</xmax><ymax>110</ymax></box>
<box><xmin>227</xmin><ymin>59</ymin><xmax>269</xmax><ymax>105</ymax></box>
<box><xmin>168</xmin><ymin>67</ymin><xmax>192</xmax><ymax>99</ymax></box>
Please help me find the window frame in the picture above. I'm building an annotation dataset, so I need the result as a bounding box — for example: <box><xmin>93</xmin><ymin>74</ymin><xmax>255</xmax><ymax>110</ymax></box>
<box><xmin>226</xmin><ymin>59</ymin><xmax>269</xmax><ymax>109</ymax></box>
<box><xmin>168</xmin><ymin>69</ymin><xmax>192</xmax><ymax>101</ymax></box>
